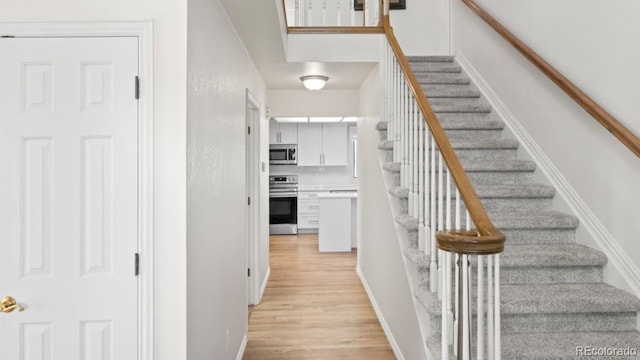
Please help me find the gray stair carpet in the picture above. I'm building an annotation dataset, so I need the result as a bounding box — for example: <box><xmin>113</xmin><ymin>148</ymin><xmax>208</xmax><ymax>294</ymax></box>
<box><xmin>377</xmin><ymin>56</ymin><xmax>640</xmax><ymax>359</ymax></box>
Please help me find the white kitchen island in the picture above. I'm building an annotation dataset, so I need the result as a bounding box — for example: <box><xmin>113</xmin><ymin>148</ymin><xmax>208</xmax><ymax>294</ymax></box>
<box><xmin>317</xmin><ymin>191</ymin><xmax>357</xmax><ymax>252</ymax></box>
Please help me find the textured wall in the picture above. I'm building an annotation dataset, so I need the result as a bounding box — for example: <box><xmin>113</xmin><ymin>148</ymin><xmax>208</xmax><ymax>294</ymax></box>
<box><xmin>187</xmin><ymin>0</ymin><xmax>267</xmax><ymax>358</ymax></box>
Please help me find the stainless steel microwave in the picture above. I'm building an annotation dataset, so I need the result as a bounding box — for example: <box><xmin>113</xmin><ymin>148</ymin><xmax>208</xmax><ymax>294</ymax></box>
<box><xmin>269</xmin><ymin>144</ymin><xmax>297</xmax><ymax>165</ymax></box>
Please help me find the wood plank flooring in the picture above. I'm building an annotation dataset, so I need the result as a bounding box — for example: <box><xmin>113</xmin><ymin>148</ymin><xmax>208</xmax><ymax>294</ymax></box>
<box><xmin>243</xmin><ymin>234</ymin><xmax>396</xmax><ymax>360</ymax></box>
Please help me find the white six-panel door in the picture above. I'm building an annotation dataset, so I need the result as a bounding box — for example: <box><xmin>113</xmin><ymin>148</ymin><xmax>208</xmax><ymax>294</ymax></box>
<box><xmin>0</xmin><ymin>37</ymin><xmax>139</xmax><ymax>360</ymax></box>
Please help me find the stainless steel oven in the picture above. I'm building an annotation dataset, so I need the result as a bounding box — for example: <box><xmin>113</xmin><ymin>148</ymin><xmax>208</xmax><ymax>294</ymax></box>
<box><xmin>269</xmin><ymin>144</ymin><xmax>297</xmax><ymax>165</ymax></box>
<box><xmin>269</xmin><ymin>175</ymin><xmax>298</xmax><ymax>235</ymax></box>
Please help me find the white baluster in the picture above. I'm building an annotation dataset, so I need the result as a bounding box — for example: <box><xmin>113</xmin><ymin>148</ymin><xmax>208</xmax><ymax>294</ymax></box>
<box><xmin>336</xmin><ymin>0</ymin><xmax>341</xmax><ymax>26</ymax></box>
<box><xmin>487</xmin><ymin>254</ymin><xmax>494</xmax><ymax>360</ymax></box>
<box><xmin>461</xmin><ymin>254</ymin><xmax>470</xmax><ymax>360</ymax></box>
<box><xmin>441</xmin><ymin>249</ymin><xmax>449</xmax><ymax>360</ymax></box>
<box><xmin>495</xmin><ymin>254</ymin><xmax>501</xmax><ymax>360</ymax></box>
<box><xmin>350</xmin><ymin>0</ymin><xmax>355</xmax><ymax>26</ymax></box>
<box><xmin>455</xmin><ymin>188</ymin><xmax>461</xmax><ymax>230</ymax></box>
<box><xmin>454</xmin><ymin>252</ymin><xmax>459</xmax><ymax>355</ymax></box>
<box><xmin>413</xmin><ymin>104</ymin><xmax>419</xmax><ymax>217</ymax></box>
<box><xmin>307</xmin><ymin>0</ymin><xmax>313</xmax><ymax>26</ymax></box>
<box><xmin>446</xmin><ymin>171</ymin><xmax>452</xmax><ymax>231</ymax></box>
<box><xmin>295</xmin><ymin>0</ymin><xmax>300</xmax><ymax>26</ymax></box>
<box><xmin>322</xmin><ymin>0</ymin><xmax>327</xmax><ymax>26</ymax></box>
<box><xmin>407</xmin><ymin>96</ymin><xmax>415</xmax><ymax>216</ymax></box>
<box><xmin>429</xmin><ymin>136</ymin><xmax>437</xmax><ymax>292</ymax></box>
<box><xmin>477</xmin><ymin>255</ymin><xmax>485</xmax><ymax>360</ymax></box>
<box><xmin>418</xmin><ymin>113</ymin><xmax>425</xmax><ymax>252</ymax></box>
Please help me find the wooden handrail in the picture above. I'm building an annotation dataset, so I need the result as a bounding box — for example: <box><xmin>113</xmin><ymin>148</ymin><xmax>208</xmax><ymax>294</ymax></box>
<box><xmin>461</xmin><ymin>0</ymin><xmax>640</xmax><ymax>159</ymax></box>
<box><xmin>383</xmin><ymin>15</ymin><xmax>505</xmax><ymax>255</ymax></box>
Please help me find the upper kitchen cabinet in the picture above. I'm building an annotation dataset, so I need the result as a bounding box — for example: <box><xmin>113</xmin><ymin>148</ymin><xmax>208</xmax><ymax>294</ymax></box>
<box><xmin>298</xmin><ymin>123</ymin><xmax>347</xmax><ymax>166</ymax></box>
<box><xmin>269</xmin><ymin>119</ymin><xmax>298</xmax><ymax>144</ymax></box>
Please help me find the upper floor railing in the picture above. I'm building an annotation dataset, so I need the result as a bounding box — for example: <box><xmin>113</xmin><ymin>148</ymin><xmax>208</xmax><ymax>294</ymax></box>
<box><xmin>282</xmin><ymin>0</ymin><xmax>382</xmax><ymax>28</ymax></box>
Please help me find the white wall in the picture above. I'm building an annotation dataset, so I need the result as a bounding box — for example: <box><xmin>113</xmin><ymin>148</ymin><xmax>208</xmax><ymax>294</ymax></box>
<box><xmin>269</xmin><ymin>89</ymin><xmax>360</xmax><ymax>116</ymax></box>
<box><xmin>389</xmin><ymin>0</ymin><xmax>450</xmax><ymax>55</ymax></box>
<box><xmin>0</xmin><ymin>2</ymin><xmax>188</xmax><ymax>359</ymax></box>
<box><xmin>357</xmin><ymin>66</ymin><xmax>427</xmax><ymax>360</ymax></box>
<box><xmin>187</xmin><ymin>1</ymin><xmax>267</xmax><ymax>359</ymax></box>
<box><xmin>452</xmin><ymin>0</ymin><xmax>640</xmax><ymax>295</ymax></box>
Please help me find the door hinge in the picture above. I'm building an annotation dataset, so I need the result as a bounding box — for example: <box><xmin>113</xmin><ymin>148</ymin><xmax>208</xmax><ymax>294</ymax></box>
<box><xmin>248</xmin><ymin>126</ymin><xmax>251</xmax><ymax>135</ymax></box>
<box><xmin>248</xmin><ymin>268</ymin><xmax>251</xmax><ymax>277</ymax></box>
<box><xmin>1</xmin><ymin>35</ymin><xmax>16</xmax><ymax>38</ymax></box>
<box><xmin>134</xmin><ymin>253</ymin><xmax>140</xmax><ymax>276</ymax></box>
<box><xmin>135</xmin><ymin>76</ymin><xmax>140</xmax><ymax>100</ymax></box>
<box><xmin>248</xmin><ymin>196</ymin><xmax>251</xmax><ymax>206</ymax></box>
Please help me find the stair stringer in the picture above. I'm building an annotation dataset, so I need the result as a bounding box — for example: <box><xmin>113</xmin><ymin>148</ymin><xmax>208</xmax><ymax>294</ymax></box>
<box><xmin>375</xmin><ymin>143</ymin><xmax>443</xmax><ymax>360</ymax></box>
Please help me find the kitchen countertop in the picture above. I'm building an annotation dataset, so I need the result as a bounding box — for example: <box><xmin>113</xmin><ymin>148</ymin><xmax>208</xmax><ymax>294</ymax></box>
<box><xmin>317</xmin><ymin>191</ymin><xmax>357</xmax><ymax>199</ymax></box>
<box><xmin>298</xmin><ymin>185</ymin><xmax>357</xmax><ymax>191</ymax></box>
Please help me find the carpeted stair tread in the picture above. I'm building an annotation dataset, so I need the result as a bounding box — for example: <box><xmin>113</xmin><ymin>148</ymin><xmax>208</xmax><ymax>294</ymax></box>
<box><xmin>375</xmin><ymin>121</ymin><xmax>388</xmax><ymax>130</ymax></box>
<box><xmin>437</xmin><ymin>112</ymin><xmax>504</xmax><ymax>129</ymax></box>
<box><xmin>415</xmin><ymin>72</ymin><xmax>470</xmax><ymax>85</ymax></box>
<box><xmin>449</xmin><ymin>138</ymin><xmax>519</xmax><ymax>150</ymax></box>
<box><xmin>389</xmin><ymin>184</ymin><xmax>555</xmax><ymax>201</ymax></box>
<box><xmin>382</xmin><ymin>161</ymin><xmax>401</xmax><ymax>172</ymax></box>
<box><xmin>415</xmin><ymin>283</ymin><xmax>640</xmax><ymax>316</ymax></box>
<box><xmin>500</xmin><ymin>244</ymin><xmax>607</xmax><ymax>267</ymax></box>
<box><xmin>388</xmin><ymin>186</ymin><xmax>409</xmax><ymax>198</ymax></box>
<box><xmin>461</xmin><ymin>159</ymin><xmax>536</xmax><ymax>172</ymax></box>
<box><xmin>404</xmin><ymin>244</ymin><xmax>606</xmax><ymax>270</ymax></box>
<box><xmin>407</xmin><ymin>55</ymin><xmax>454</xmax><ymax>62</ymax></box>
<box><xmin>501</xmin><ymin>283</ymin><xmax>640</xmax><ymax>314</ymax></box>
<box><xmin>430</xmin><ymin>97</ymin><xmax>493</xmax><ymax>113</ymax></box>
<box><xmin>384</xmin><ymin>160</ymin><xmax>536</xmax><ymax>173</ymax></box>
<box><xmin>423</xmin><ymin>84</ymin><xmax>481</xmax><ymax>98</ymax></box>
<box><xmin>489</xmin><ymin>211</ymin><xmax>579</xmax><ymax>229</ymax></box>
<box><xmin>378</xmin><ymin>140</ymin><xmax>394</xmax><ymax>150</ymax></box>
<box><xmin>426</xmin><ymin>331</ymin><xmax>640</xmax><ymax>360</ymax></box>
<box><xmin>395</xmin><ymin>214</ymin><xmax>419</xmax><ymax>230</ymax></box>
<box><xmin>409</xmin><ymin>62</ymin><xmax>461</xmax><ymax>73</ymax></box>
<box><xmin>473</xmin><ymin>184</ymin><xmax>555</xmax><ymax>198</ymax></box>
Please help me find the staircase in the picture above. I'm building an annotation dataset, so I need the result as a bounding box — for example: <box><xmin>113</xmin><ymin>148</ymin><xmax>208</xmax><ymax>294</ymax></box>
<box><xmin>376</xmin><ymin>56</ymin><xmax>640</xmax><ymax>359</ymax></box>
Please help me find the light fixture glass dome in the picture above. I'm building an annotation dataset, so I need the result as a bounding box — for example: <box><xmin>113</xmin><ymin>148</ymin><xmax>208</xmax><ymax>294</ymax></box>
<box><xmin>300</xmin><ymin>75</ymin><xmax>329</xmax><ymax>91</ymax></box>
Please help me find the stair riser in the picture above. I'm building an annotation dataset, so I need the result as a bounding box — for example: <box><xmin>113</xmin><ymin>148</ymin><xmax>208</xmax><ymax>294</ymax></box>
<box><xmin>416</xmin><ymin>74</ymin><xmax>470</xmax><ymax>85</ymax></box>
<box><xmin>409</xmin><ymin>63</ymin><xmax>461</xmax><ymax>73</ymax></box>
<box><xmin>468</xmin><ymin>171</ymin><xmax>534</xmax><ymax>185</ymax></box>
<box><xmin>424</xmin><ymin>85</ymin><xmax>480</xmax><ymax>98</ymax></box>
<box><xmin>378</xmin><ymin>129</ymin><xmax>387</xmax><ymax>142</ymax></box>
<box><xmin>428</xmin><ymin>311</ymin><xmax>638</xmax><ymax>336</ymax></box>
<box><xmin>393</xmin><ymin>147</ymin><xmax>517</xmax><ymax>161</ymax></box>
<box><xmin>445</xmin><ymin>129</ymin><xmax>503</xmax><ymax>140</ymax></box>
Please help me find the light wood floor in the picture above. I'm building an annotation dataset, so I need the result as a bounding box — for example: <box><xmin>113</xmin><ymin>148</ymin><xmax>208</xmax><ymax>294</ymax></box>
<box><xmin>243</xmin><ymin>234</ymin><xmax>396</xmax><ymax>360</ymax></box>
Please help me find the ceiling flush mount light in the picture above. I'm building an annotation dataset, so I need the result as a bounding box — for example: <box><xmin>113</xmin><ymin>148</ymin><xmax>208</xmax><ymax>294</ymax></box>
<box><xmin>300</xmin><ymin>75</ymin><xmax>329</xmax><ymax>91</ymax></box>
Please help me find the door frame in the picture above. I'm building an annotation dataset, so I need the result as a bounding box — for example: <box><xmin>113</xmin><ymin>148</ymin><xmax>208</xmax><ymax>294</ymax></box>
<box><xmin>0</xmin><ymin>21</ymin><xmax>154</xmax><ymax>360</ymax></box>
<box><xmin>245</xmin><ymin>89</ymin><xmax>261</xmax><ymax>305</ymax></box>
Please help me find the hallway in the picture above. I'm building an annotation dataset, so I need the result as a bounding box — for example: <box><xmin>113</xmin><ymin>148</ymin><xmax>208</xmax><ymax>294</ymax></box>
<box><xmin>243</xmin><ymin>235</ymin><xmax>396</xmax><ymax>359</ymax></box>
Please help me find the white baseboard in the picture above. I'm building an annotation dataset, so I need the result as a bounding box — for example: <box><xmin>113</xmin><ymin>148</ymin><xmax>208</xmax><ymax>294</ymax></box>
<box><xmin>235</xmin><ymin>334</ymin><xmax>248</xmax><ymax>360</ymax></box>
<box><xmin>259</xmin><ymin>267</ymin><xmax>271</xmax><ymax>301</ymax></box>
<box><xmin>356</xmin><ymin>266</ymin><xmax>406</xmax><ymax>360</ymax></box>
<box><xmin>455</xmin><ymin>50</ymin><xmax>640</xmax><ymax>298</ymax></box>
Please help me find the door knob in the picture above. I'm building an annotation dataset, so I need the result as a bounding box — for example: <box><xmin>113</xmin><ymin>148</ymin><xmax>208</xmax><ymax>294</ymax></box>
<box><xmin>0</xmin><ymin>296</ymin><xmax>25</xmax><ymax>313</ymax></box>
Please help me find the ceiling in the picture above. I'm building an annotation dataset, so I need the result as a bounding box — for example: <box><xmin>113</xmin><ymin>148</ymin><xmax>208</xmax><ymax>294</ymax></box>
<box><xmin>220</xmin><ymin>0</ymin><xmax>376</xmax><ymax>91</ymax></box>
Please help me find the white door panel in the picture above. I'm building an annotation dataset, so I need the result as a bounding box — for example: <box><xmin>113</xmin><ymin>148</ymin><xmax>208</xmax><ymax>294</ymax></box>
<box><xmin>0</xmin><ymin>37</ymin><xmax>138</xmax><ymax>360</ymax></box>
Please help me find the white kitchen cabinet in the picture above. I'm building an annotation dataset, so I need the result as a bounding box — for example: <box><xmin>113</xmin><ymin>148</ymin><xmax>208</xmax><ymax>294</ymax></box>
<box><xmin>297</xmin><ymin>191</ymin><xmax>322</xmax><ymax>232</ymax></box>
<box><xmin>318</xmin><ymin>192</ymin><xmax>357</xmax><ymax>252</ymax></box>
<box><xmin>297</xmin><ymin>123</ymin><xmax>347</xmax><ymax>166</ymax></box>
<box><xmin>322</xmin><ymin>123</ymin><xmax>348</xmax><ymax>166</ymax></box>
<box><xmin>269</xmin><ymin>120</ymin><xmax>298</xmax><ymax>144</ymax></box>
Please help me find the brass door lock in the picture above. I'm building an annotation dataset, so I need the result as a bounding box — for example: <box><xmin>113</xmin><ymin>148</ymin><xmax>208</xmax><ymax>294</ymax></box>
<box><xmin>0</xmin><ymin>296</ymin><xmax>25</xmax><ymax>313</ymax></box>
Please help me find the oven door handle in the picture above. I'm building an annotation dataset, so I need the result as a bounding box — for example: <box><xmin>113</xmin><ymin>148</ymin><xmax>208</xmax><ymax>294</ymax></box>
<box><xmin>269</xmin><ymin>192</ymin><xmax>298</xmax><ymax>198</ymax></box>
